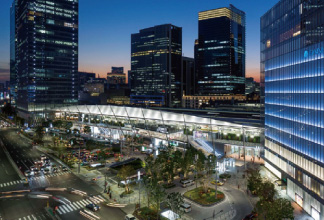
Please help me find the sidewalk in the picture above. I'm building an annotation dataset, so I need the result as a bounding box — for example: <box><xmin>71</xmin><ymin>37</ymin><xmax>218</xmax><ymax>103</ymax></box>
<box><xmin>259</xmin><ymin>165</ymin><xmax>313</xmax><ymax>220</ymax></box>
<box><xmin>70</xmin><ymin>163</ymin><xmax>137</xmax><ymax>215</ymax></box>
<box><xmin>231</xmin><ymin>162</ymin><xmax>313</xmax><ymax>220</ymax></box>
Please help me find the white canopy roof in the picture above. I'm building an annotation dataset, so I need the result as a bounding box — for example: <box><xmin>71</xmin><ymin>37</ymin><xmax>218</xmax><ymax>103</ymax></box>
<box><xmin>52</xmin><ymin>105</ymin><xmax>258</xmax><ymax>130</ymax></box>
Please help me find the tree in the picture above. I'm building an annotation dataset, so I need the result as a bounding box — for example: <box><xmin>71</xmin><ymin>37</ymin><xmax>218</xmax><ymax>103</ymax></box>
<box><xmin>166</xmin><ymin>192</ymin><xmax>184</xmax><ymax>219</ymax></box>
<box><xmin>142</xmin><ymin>175</ymin><xmax>153</xmax><ymax>208</ymax></box>
<box><xmin>151</xmin><ymin>178</ymin><xmax>166</xmax><ymax>219</ymax></box>
<box><xmin>195</xmin><ymin>152</ymin><xmax>205</xmax><ymax>184</ymax></box>
<box><xmin>173</xmin><ymin>150</ymin><xmax>183</xmax><ymax>172</ymax></box>
<box><xmin>256</xmin><ymin>198</ymin><xmax>294</xmax><ymax>220</ymax></box>
<box><xmin>84</xmin><ymin>126</ymin><xmax>91</xmax><ymax>134</ymax></box>
<box><xmin>144</xmin><ymin>156</ymin><xmax>155</xmax><ymax>176</ymax></box>
<box><xmin>63</xmin><ymin>121</ymin><xmax>73</xmax><ymax>130</ymax></box>
<box><xmin>35</xmin><ymin>126</ymin><xmax>44</xmax><ymax>142</ymax></box>
<box><xmin>180</xmin><ymin>147</ymin><xmax>194</xmax><ymax>179</ymax></box>
<box><xmin>200</xmin><ymin>175</ymin><xmax>210</xmax><ymax>193</ymax></box>
<box><xmin>157</xmin><ymin>145</ymin><xmax>176</xmax><ymax>184</ymax></box>
<box><xmin>52</xmin><ymin>120</ymin><xmax>63</xmax><ymax>128</ymax></box>
<box><xmin>206</xmin><ymin>155</ymin><xmax>216</xmax><ymax>177</ymax></box>
<box><xmin>117</xmin><ymin>165</ymin><xmax>135</xmax><ymax>193</ymax></box>
<box><xmin>257</xmin><ymin>180</ymin><xmax>276</xmax><ymax>202</ymax></box>
<box><xmin>14</xmin><ymin>116</ymin><xmax>25</xmax><ymax>127</ymax></box>
<box><xmin>247</xmin><ymin>168</ymin><xmax>262</xmax><ymax>194</ymax></box>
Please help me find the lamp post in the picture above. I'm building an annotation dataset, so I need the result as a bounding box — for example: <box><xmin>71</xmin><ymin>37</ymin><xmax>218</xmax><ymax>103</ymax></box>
<box><xmin>137</xmin><ymin>170</ymin><xmax>141</xmax><ymax>208</ymax></box>
<box><xmin>78</xmin><ymin>142</ymin><xmax>81</xmax><ymax>174</ymax></box>
<box><xmin>195</xmin><ymin>154</ymin><xmax>198</xmax><ymax>188</ymax></box>
<box><xmin>214</xmin><ymin>155</ymin><xmax>218</xmax><ymax>199</ymax></box>
<box><xmin>242</xmin><ymin>127</ymin><xmax>246</xmax><ymax>171</ymax></box>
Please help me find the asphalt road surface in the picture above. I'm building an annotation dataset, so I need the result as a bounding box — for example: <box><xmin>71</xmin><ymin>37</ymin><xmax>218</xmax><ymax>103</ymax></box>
<box><xmin>0</xmin><ymin>128</ymin><xmax>125</xmax><ymax>220</ymax></box>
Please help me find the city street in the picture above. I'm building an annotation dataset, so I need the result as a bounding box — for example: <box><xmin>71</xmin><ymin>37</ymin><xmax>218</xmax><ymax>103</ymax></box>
<box><xmin>74</xmin><ymin>153</ymin><xmax>253</xmax><ymax>220</ymax></box>
<box><xmin>0</xmin><ymin>127</ymin><xmax>126</xmax><ymax>220</ymax></box>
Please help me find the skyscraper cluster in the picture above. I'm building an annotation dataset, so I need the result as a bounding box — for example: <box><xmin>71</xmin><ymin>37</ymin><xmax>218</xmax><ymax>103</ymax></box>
<box><xmin>130</xmin><ymin>5</ymin><xmax>247</xmax><ymax>108</ymax></box>
<box><xmin>8</xmin><ymin>0</ymin><xmax>324</xmax><ymax>219</ymax></box>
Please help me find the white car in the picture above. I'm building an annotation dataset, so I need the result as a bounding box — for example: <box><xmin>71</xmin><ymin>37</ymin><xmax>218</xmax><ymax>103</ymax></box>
<box><xmin>180</xmin><ymin>203</ymin><xmax>191</xmax><ymax>213</ymax></box>
<box><xmin>125</xmin><ymin>214</ymin><xmax>137</xmax><ymax>220</ymax></box>
<box><xmin>181</xmin><ymin>179</ymin><xmax>195</xmax><ymax>188</ymax></box>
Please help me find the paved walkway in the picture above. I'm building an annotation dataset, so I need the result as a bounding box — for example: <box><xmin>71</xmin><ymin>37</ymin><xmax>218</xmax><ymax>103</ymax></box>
<box><xmin>231</xmin><ymin>162</ymin><xmax>313</xmax><ymax>220</ymax></box>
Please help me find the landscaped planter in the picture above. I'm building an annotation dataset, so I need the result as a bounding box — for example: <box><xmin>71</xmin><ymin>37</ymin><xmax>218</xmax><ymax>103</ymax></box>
<box><xmin>184</xmin><ymin>187</ymin><xmax>225</xmax><ymax>206</ymax></box>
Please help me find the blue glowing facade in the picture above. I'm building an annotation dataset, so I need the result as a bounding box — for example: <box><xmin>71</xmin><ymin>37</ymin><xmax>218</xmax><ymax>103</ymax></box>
<box><xmin>262</xmin><ymin>0</ymin><xmax>324</xmax><ymax>218</ymax></box>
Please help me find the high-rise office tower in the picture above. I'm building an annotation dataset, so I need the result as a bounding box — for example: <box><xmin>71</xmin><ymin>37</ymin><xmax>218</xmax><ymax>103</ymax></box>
<box><xmin>130</xmin><ymin>24</ymin><xmax>182</xmax><ymax>107</ymax></box>
<box><xmin>262</xmin><ymin>1</ymin><xmax>324</xmax><ymax>219</ymax></box>
<box><xmin>195</xmin><ymin>5</ymin><xmax>246</xmax><ymax>95</ymax></box>
<box><xmin>182</xmin><ymin>56</ymin><xmax>195</xmax><ymax>96</ymax></box>
<box><xmin>10</xmin><ymin>1</ymin><xmax>17</xmax><ymax>105</ymax></box>
<box><xmin>11</xmin><ymin>0</ymin><xmax>78</xmax><ymax>118</ymax></box>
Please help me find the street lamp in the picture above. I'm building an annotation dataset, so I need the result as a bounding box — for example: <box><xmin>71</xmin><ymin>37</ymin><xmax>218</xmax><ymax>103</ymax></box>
<box><xmin>214</xmin><ymin>155</ymin><xmax>218</xmax><ymax>200</ymax></box>
<box><xmin>104</xmin><ymin>168</ymin><xmax>108</xmax><ymax>193</ymax></box>
<box><xmin>242</xmin><ymin>127</ymin><xmax>246</xmax><ymax>171</ymax></box>
<box><xmin>195</xmin><ymin>154</ymin><xmax>198</xmax><ymax>188</ymax></box>
<box><xmin>137</xmin><ymin>170</ymin><xmax>141</xmax><ymax>208</ymax></box>
<box><xmin>78</xmin><ymin>141</ymin><xmax>81</xmax><ymax>174</ymax></box>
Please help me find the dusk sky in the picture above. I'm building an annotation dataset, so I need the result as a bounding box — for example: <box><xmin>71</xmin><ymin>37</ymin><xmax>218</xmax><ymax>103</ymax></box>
<box><xmin>0</xmin><ymin>0</ymin><xmax>279</xmax><ymax>83</ymax></box>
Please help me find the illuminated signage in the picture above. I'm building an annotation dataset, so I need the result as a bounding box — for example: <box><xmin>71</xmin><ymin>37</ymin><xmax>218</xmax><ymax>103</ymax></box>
<box><xmin>304</xmin><ymin>47</ymin><xmax>323</xmax><ymax>58</ymax></box>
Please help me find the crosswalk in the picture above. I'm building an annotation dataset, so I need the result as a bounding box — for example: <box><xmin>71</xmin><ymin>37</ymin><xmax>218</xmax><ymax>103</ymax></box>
<box><xmin>29</xmin><ymin>171</ymin><xmax>71</xmax><ymax>181</ymax></box>
<box><xmin>0</xmin><ymin>180</ymin><xmax>24</xmax><ymax>187</ymax></box>
<box><xmin>16</xmin><ymin>211</ymin><xmax>50</xmax><ymax>220</ymax></box>
<box><xmin>0</xmin><ymin>171</ymin><xmax>71</xmax><ymax>188</ymax></box>
<box><xmin>56</xmin><ymin>195</ymin><xmax>105</xmax><ymax>215</ymax></box>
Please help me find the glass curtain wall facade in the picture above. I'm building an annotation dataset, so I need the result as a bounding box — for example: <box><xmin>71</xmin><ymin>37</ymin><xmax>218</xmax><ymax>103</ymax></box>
<box><xmin>262</xmin><ymin>0</ymin><xmax>324</xmax><ymax>219</ymax></box>
<box><xmin>13</xmin><ymin>0</ymin><xmax>78</xmax><ymax>114</ymax></box>
<box><xmin>10</xmin><ymin>1</ymin><xmax>17</xmax><ymax>105</ymax></box>
<box><xmin>195</xmin><ymin>5</ymin><xmax>246</xmax><ymax>95</ymax></box>
<box><xmin>182</xmin><ymin>56</ymin><xmax>195</xmax><ymax>96</ymax></box>
<box><xmin>130</xmin><ymin>24</ymin><xmax>182</xmax><ymax>107</ymax></box>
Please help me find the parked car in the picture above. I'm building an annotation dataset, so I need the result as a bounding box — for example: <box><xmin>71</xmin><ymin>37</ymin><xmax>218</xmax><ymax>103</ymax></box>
<box><xmin>86</xmin><ymin>203</ymin><xmax>100</xmax><ymax>212</ymax></box>
<box><xmin>180</xmin><ymin>203</ymin><xmax>191</xmax><ymax>213</ymax></box>
<box><xmin>125</xmin><ymin>214</ymin><xmax>137</xmax><ymax>220</ymax></box>
<box><xmin>181</xmin><ymin>179</ymin><xmax>194</xmax><ymax>188</ymax></box>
